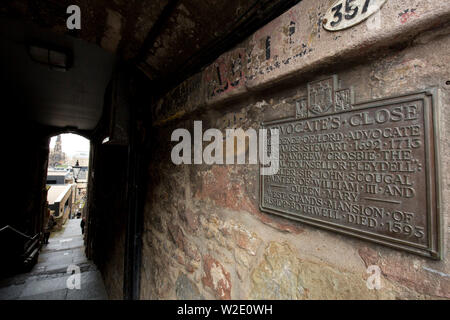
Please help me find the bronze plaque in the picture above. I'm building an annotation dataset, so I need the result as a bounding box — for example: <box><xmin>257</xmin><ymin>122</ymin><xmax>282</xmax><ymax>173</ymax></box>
<box><xmin>260</xmin><ymin>79</ymin><xmax>441</xmax><ymax>259</ymax></box>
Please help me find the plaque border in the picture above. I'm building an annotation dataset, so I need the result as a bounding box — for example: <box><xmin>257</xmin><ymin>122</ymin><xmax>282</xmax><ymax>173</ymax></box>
<box><xmin>259</xmin><ymin>89</ymin><xmax>442</xmax><ymax>260</ymax></box>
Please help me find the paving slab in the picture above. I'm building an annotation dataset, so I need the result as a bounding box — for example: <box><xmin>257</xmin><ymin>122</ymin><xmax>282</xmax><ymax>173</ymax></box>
<box><xmin>0</xmin><ymin>219</ymin><xmax>108</xmax><ymax>300</ymax></box>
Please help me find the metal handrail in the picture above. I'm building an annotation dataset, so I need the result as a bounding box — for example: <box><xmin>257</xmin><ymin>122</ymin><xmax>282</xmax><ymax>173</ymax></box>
<box><xmin>0</xmin><ymin>225</ymin><xmax>33</xmax><ymax>241</ymax></box>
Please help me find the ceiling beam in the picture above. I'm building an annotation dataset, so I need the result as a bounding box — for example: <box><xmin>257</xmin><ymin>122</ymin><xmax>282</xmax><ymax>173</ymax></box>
<box><xmin>148</xmin><ymin>0</ymin><xmax>302</xmax><ymax>97</ymax></box>
<box><xmin>133</xmin><ymin>0</ymin><xmax>181</xmax><ymax>65</ymax></box>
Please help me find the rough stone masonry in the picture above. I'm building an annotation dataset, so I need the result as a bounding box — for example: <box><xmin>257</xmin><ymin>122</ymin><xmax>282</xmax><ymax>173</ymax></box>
<box><xmin>139</xmin><ymin>0</ymin><xmax>450</xmax><ymax>299</ymax></box>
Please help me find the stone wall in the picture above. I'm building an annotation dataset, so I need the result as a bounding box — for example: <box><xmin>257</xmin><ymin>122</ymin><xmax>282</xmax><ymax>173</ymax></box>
<box><xmin>140</xmin><ymin>0</ymin><xmax>450</xmax><ymax>299</ymax></box>
<box><xmin>86</xmin><ymin>143</ymin><xmax>129</xmax><ymax>300</ymax></box>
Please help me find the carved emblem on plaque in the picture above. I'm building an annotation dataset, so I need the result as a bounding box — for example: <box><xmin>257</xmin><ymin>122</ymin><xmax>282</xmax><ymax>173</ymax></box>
<box><xmin>298</xmin><ymin>75</ymin><xmax>354</xmax><ymax>117</ymax></box>
<box><xmin>335</xmin><ymin>88</ymin><xmax>354</xmax><ymax>112</ymax></box>
<box><xmin>308</xmin><ymin>77</ymin><xmax>335</xmax><ymax>115</ymax></box>
<box><xmin>295</xmin><ymin>98</ymin><xmax>308</xmax><ymax>119</ymax></box>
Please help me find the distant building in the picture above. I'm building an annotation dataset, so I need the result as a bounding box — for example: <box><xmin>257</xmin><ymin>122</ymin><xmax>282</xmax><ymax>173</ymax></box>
<box><xmin>70</xmin><ymin>151</ymin><xmax>89</xmax><ymax>167</ymax></box>
<box><xmin>47</xmin><ymin>184</ymin><xmax>74</xmax><ymax>229</ymax></box>
<box><xmin>47</xmin><ymin>169</ymin><xmax>72</xmax><ymax>185</ymax></box>
<box><xmin>48</xmin><ymin>135</ymin><xmax>66</xmax><ymax>168</ymax></box>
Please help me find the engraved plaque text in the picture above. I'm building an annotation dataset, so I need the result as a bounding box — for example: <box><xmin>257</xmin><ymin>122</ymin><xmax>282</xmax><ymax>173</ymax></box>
<box><xmin>260</xmin><ymin>87</ymin><xmax>441</xmax><ymax>259</ymax></box>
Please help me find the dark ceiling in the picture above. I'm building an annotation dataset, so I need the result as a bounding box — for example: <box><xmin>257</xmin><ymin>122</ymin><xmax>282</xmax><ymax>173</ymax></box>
<box><xmin>0</xmin><ymin>18</ymin><xmax>117</xmax><ymax>131</ymax></box>
<box><xmin>0</xmin><ymin>0</ymin><xmax>300</xmax><ymax>131</ymax></box>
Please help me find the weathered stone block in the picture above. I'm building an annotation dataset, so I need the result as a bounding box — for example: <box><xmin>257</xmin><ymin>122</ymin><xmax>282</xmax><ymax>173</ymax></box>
<box><xmin>175</xmin><ymin>273</ymin><xmax>204</xmax><ymax>300</ymax></box>
<box><xmin>201</xmin><ymin>255</ymin><xmax>232</xmax><ymax>300</ymax></box>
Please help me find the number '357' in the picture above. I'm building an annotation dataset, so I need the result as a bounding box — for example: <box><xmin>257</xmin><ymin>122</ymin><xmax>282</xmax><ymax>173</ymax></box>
<box><xmin>331</xmin><ymin>0</ymin><xmax>371</xmax><ymax>27</ymax></box>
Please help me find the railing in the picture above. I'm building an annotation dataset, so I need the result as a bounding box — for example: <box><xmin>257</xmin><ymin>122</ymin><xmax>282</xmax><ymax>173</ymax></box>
<box><xmin>0</xmin><ymin>225</ymin><xmax>33</xmax><ymax>240</ymax></box>
<box><xmin>0</xmin><ymin>225</ymin><xmax>41</xmax><ymax>269</ymax></box>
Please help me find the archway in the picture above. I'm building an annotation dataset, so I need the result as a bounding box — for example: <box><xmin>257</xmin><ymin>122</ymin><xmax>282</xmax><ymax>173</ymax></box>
<box><xmin>45</xmin><ymin>133</ymin><xmax>90</xmax><ymax>242</ymax></box>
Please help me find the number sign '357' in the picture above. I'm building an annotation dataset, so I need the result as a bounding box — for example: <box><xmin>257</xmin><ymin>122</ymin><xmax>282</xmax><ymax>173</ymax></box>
<box><xmin>323</xmin><ymin>0</ymin><xmax>387</xmax><ymax>31</ymax></box>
